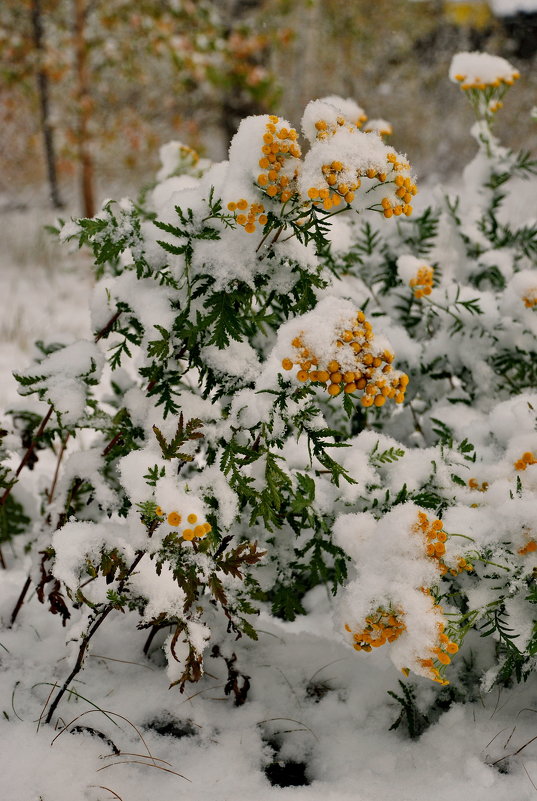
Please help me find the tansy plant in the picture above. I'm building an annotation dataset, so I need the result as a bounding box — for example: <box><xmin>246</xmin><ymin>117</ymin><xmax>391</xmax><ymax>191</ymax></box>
<box><xmin>1</xmin><ymin>54</ymin><xmax>537</xmax><ymax>725</ymax></box>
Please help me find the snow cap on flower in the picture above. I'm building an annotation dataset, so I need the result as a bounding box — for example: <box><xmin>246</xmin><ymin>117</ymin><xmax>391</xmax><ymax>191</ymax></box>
<box><xmin>299</xmin><ymin>101</ymin><xmax>416</xmax><ymax>216</ymax></box>
<box><xmin>363</xmin><ymin>118</ymin><xmax>393</xmax><ymax>137</ymax></box>
<box><xmin>335</xmin><ymin>505</ymin><xmax>465</xmax><ymax>684</ymax></box>
<box><xmin>274</xmin><ymin>296</ymin><xmax>409</xmax><ymax>406</ymax></box>
<box><xmin>301</xmin><ymin>96</ymin><xmax>367</xmax><ymax>144</ymax></box>
<box><xmin>227</xmin><ymin>113</ymin><xmax>301</xmax><ymax>223</ymax></box>
<box><xmin>449</xmin><ymin>51</ymin><xmax>520</xmax><ymax>89</ymax></box>
<box><xmin>156</xmin><ymin>140</ymin><xmax>205</xmax><ymax>182</ymax></box>
<box><xmin>397</xmin><ymin>255</ymin><xmax>435</xmax><ymax>298</ymax></box>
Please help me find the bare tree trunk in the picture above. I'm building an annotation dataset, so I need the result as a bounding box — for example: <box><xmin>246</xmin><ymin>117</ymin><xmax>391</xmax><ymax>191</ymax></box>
<box><xmin>74</xmin><ymin>0</ymin><xmax>95</xmax><ymax>218</ymax></box>
<box><xmin>30</xmin><ymin>0</ymin><xmax>64</xmax><ymax>209</ymax></box>
<box><xmin>218</xmin><ymin>0</ymin><xmax>268</xmax><ymax>147</ymax></box>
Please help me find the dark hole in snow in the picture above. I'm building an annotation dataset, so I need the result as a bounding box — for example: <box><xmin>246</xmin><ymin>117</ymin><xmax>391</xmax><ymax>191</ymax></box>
<box><xmin>264</xmin><ymin>759</ymin><xmax>310</xmax><ymax>787</ymax></box>
<box><xmin>145</xmin><ymin>715</ymin><xmax>198</xmax><ymax>739</ymax></box>
<box><xmin>305</xmin><ymin>679</ymin><xmax>332</xmax><ymax>702</ymax></box>
<box><xmin>263</xmin><ymin>735</ymin><xmax>311</xmax><ymax>788</ymax></box>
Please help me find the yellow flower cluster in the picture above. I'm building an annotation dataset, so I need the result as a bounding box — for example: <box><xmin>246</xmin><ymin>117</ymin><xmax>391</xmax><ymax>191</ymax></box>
<box><xmin>307</xmin><ymin>161</ymin><xmax>359</xmax><ymax>211</ymax></box>
<box><xmin>418</xmin><ymin>616</ymin><xmax>459</xmax><ymax>685</ymax></box>
<box><xmin>454</xmin><ymin>70</ymin><xmax>520</xmax><ymax>91</ymax></box>
<box><xmin>155</xmin><ymin>506</ymin><xmax>212</xmax><ymax>542</ymax></box>
<box><xmin>345</xmin><ymin>607</ymin><xmax>406</xmax><ymax>652</ymax></box>
<box><xmin>227</xmin><ymin>198</ymin><xmax>268</xmax><ymax>233</ymax></box>
<box><xmin>409</xmin><ymin>265</ymin><xmax>434</xmax><ymax>298</ymax></box>
<box><xmin>415</xmin><ymin>511</ymin><xmax>472</xmax><ymax>578</ymax></box>
<box><xmin>522</xmin><ymin>289</ymin><xmax>537</xmax><ymax>308</ymax></box>
<box><xmin>314</xmin><ymin>111</ymin><xmax>368</xmax><ymax>141</ymax></box>
<box><xmin>281</xmin><ymin>311</ymin><xmax>409</xmax><ymax>407</ymax></box>
<box><xmin>468</xmin><ymin>478</ymin><xmax>489</xmax><ymax>492</ymax></box>
<box><xmin>305</xmin><ymin>152</ymin><xmax>417</xmax><ymax>218</ymax></box>
<box><xmin>380</xmin><ymin>154</ymin><xmax>417</xmax><ymax>217</ymax></box>
<box><xmin>415</xmin><ymin>511</ymin><xmax>447</xmax><ymax>560</ymax></box>
<box><xmin>256</xmin><ymin>115</ymin><xmax>301</xmax><ymax>202</ymax></box>
<box><xmin>176</xmin><ymin>144</ymin><xmax>200</xmax><ymax>167</ymax></box>
<box><xmin>514</xmin><ymin>451</ymin><xmax>537</xmax><ymax>471</ymax></box>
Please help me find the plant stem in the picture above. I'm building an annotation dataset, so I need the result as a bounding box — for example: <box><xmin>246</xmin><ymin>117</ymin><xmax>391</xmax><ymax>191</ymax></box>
<box><xmin>142</xmin><ymin>622</ymin><xmax>170</xmax><ymax>656</ymax></box>
<box><xmin>45</xmin><ymin>551</ymin><xmax>145</xmax><ymax>725</ymax></box>
<box><xmin>0</xmin><ymin>405</ymin><xmax>54</xmax><ymax>508</ymax></box>
<box><xmin>95</xmin><ymin>310</ymin><xmax>121</xmax><ymax>342</ymax></box>
<box><xmin>47</xmin><ymin>433</ymin><xmax>70</xmax><ymax>505</ymax></box>
<box><xmin>10</xmin><ymin>576</ymin><xmax>32</xmax><ymax>626</ymax></box>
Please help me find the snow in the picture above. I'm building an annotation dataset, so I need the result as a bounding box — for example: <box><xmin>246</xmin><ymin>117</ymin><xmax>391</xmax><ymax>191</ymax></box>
<box><xmin>16</xmin><ymin>339</ymin><xmax>104</xmax><ymax>426</ymax></box>
<box><xmin>489</xmin><ymin>0</ymin><xmax>537</xmax><ymax>13</ymax></box>
<box><xmin>449</xmin><ymin>52</ymin><xmax>520</xmax><ymax>86</ymax></box>
<box><xmin>4</xmin><ymin>577</ymin><xmax>537</xmax><ymax>800</ymax></box>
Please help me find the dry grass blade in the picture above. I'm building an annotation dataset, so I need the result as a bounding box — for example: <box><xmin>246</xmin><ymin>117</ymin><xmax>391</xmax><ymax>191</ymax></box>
<box><xmin>35</xmin><ymin>683</ymin><xmax>118</xmax><ymax>729</ymax></box>
<box><xmin>11</xmin><ymin>680</ymin><xmax>24</xmax><ymax>721</ymax></box>
<box><xmin>491</xmin><ymin>734</ymin><xmax>537</xmax><ymax>766</ymax></box>
<box><xmin>522</xmin><ymin>761</ymin><xmax>537</xmax><ymax>793</ymax></box>
<box><xmin>483</xmin><ymin>726</ymin><xmax>509</xmax><ymax>751</ymax></box>
<box><xmin>180</xmin><ymin>683</ymin><xmax>226</xmax><ymax>704</ymax></box>
<box><xmin>504</xmin><ymin>708</ymin><xmax>537</xmax><ymax>750</ymax></box>
<box><xmin>259</xmin><ymin>665</ymin><xmax>302</xmax><ymax>709</ymax></box>
<box><xmin>307</xmin><ymin>657</ymin><xmax>348</xmax><ymax>685</ymax></box>
<box><xmin>88</xmin><ymin>785</ymin><xmax>124</xmax><ymax>800</ymax></box>
<box><xmin>90</xmin><ymin>654</ymin><xmax>154</xmax><ymax>670</ymax></box>
<box><xmin>50</xmin><ymin>707</ymin><xmax>157</xmax><ymax>767</ymax></box>
<box><xmin>96</xmin><ymin>760</ymin><xmax>191</xmax><ymax>781</ymax></box>
<box><xmin>36</xmin><ymin>681</ymin><xmax>58</xmax><ymax>731</ymax></box>
<box><xmin>257</xmin><ymin>717</ymin><xmax>319</xmax><ymax>742</ymax></box>
<box><xmin>101</xmin><ymin>752</ymin><xmax>174</xmax><ymax>767</ymax></box>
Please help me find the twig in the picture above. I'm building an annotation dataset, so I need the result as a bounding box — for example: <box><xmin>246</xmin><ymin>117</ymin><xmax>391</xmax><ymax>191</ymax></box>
<box><xmin>143</xmin><ymin>622</ymin><xmax>170</xmax><ymax>655</ymax></box>
<box><xmin>0</xmin><ymin>404</ymin><xmax>53</xmax><ymax>507</ymax></box>
<box><xmin>47</xmin><ymin>433</ymin><xmax>70</xmax><ymax>504</ymax></box>
<box><xmin>256</xmin><ymin>224</ymin><xmax>284</xmax><ymax>254</ymax></box>
<box><xmin>0</xmin><ymin>548</ymin><xmax>5</xmax><ymax>569</ymax></box>
<box><xmin>45</xmin><ymin>551</ymin><xmax>145</xmax><ymax>724</ymax></box>
<box><xmin>95</xmin><ymin>310</ymin><xmax>121</xmax><ymax>342</ymax></box>
<box><xmin>9</xmin><ymin>576</ymin><xmax>32</xmax><ymax>627</ymax></box>
<box><xmin>101</xmin><ymin>432</ymin><xmax>124</xmax><ymax>458</ymax></box>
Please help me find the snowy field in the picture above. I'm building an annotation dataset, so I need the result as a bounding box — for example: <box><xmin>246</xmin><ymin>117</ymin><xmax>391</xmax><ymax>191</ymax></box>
<box><xmin>2</xmin><ymin>58</ymin><xmax>537</xmax><ymax>800</ymax></box>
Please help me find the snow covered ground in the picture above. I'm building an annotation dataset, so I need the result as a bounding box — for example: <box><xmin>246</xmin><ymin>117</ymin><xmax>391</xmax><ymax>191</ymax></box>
<box><xmin>2</xmin><ymin>202</ymin><xmax>537</xmax><ymax>801</ymax></box>
<box><xmin>3</xmin><ymin>566</ymin><xmax>537</xmax><ymax>800</ymax></box>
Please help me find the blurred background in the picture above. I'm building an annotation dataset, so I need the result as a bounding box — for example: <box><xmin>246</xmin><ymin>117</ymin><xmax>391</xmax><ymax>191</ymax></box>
<box><xmin>0</xmin><ymin>0</ymin><xmax>535</xmax><ymax>377</ymax></box>
<box><xmin>1</xmin><ymin>0</ymin><xmax>537</xmax><ymax>213</ymax></box>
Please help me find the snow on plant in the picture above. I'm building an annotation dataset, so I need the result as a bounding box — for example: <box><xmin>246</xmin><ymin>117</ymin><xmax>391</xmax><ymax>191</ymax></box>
<box><xmin>363</xmin><ymin>118</ymin><xmax>393</xmax><ymax>138</ymax></box>
<box><xmin>274</xmin><ymin>296</ymin><xmax>409</xmax><ymax>406</ymax></box>
<box><xmin>450</xmin><ymin>51</ymin><xmax>520</xmax><ymax>120</ymax></box>
<box><xmin>0</xmin><ymin>51</ymin><xmax>536</xmax><ymax>729</ymax></box>
<box><xmin>300</xmin><ymin>97</ymin><xmax>417</xmax><ymax>217</ymax></box>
